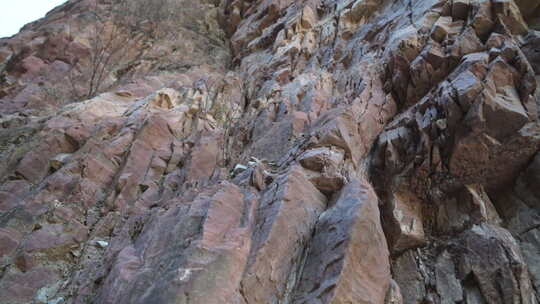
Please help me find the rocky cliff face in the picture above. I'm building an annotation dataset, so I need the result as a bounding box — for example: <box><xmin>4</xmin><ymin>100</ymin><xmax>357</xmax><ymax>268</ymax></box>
<box><xmin>1</xmin><ymin>0</ymin><xmax>540</xmax><ymax>303</ymax></box>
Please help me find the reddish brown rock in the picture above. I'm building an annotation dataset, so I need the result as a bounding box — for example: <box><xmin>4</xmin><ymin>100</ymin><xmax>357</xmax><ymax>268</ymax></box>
<box><xmin>22</xmin><ymin>222</ymin><xmax>88</xmax><ymax>255</ymax></box>
<box><xmin>94</xmin><ymin>182</ymin><xmax>256</xmax><ymax>304</ymax></box>
<box><xmin>0</xmin><ymin>268</ymin><xmax>59</xmax><ymax>304</ymax></box>
<box><xmin>0</xmin><ymin>0</ymin><xmax>540</xmax><ymax>303</ymax></box>
<box><xmin>241</xmin><ymin>166</ymin><xmax>327</xmax><ymax>303</ymax></box>
<box><xmin>449</xmin><ymin>123</ymin><xmax>540</xmax><ymax>188</ymax></box>
<box><xmin>184</xmin><ymin>134</ymin><xmax>220</xmax><ymax>183</ymax></box>
<box><xmin>0</xmin><ymin>228</ymin><xmax>22</xmax><ymax>261</ymax></box>
<box><xmin>309</xmin><ymin>109</ymin><xmax>362</xmax><ymax>164</ymax></box>
<box><xmin>452</xmin><ymin>0</ymin><xmax>471</xmax><ymax>20</ymax></box>
<box><xmin>384</xmin><ymin>190</ymin><xmax>426</xmax><ymax>253</ymax></box>
<box><xmin>493</xmin><ymin>0</ymin><xmax>529</xmax><ymax>35</ymax></box>
<box><xmin>292</xmin><ymin>179</ymin><xmax>391</xmax><ymax>304</ymax></box>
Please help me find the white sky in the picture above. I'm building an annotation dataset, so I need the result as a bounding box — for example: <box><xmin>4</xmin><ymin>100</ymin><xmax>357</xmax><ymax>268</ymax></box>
<box><xmin>0</xmin><ymin>0</ymin><xmax>67</xmax><ymax>38</ymax></box>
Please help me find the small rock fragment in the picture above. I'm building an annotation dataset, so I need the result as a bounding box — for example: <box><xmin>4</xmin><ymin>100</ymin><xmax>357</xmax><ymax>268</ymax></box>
<box><xmin>50</xmin><ymin>153</ymin><xmax>73</xmax><ymax>171</ymax></box>
<box><xmin>95</xmin><ymin>241</ymin><xmax>109</xmax><ymax>249</ymax></box>
<box><xmin>232</xmin><ymin>164</ymin><xmax>248</xmax><ymax>176</ymax></box>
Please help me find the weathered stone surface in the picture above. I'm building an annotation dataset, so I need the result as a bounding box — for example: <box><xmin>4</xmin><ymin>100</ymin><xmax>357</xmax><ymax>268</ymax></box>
<box><xmin>516</xmin><ymin>0</ymin><xmax>540</xmax><ymax>19</ymax></box>
<box><xmin>393</xmin><ymin>250</ymin><xmax>427</xmax><ymax>304</ymax></box>
<box><xmin>384</xmin><ymin>189</ymin><xmax>426</xmax><ymax>253</ymax></box>
<box><xmin>0</xmin><ymin>228</ymin><xmax>22</xmax><ymax>261</ymax></box>
<box><xmin>0</xmin><ymin>268</ymin><xmax>59</xmax><ymax>304</ymax></box>
<box><xmin>94</xmin><ymin>182</ymin><xmax>255</xmax><ymax>304</ymax></box>
<box><xmin>241</xmin><ymin>166</ymin><xmax>327</xmax><ymax>303</ymax></box>
<box><xmin>522</xmin><ymin>32</ymin><xmax>540</xmax><ymax>73</ymax></box>
<box><xmin>515</xmin><ymin>151</ymin><xmax>540</xmax><ymax>209</ymax></box>
<box><xmin>436</xmin><ymin>250</ymin><xmax>463</xmax><ymax>304</ymax></box>
<box><xmin>298</xmin><ymin>147</ymin><xmax>345</xmax><ymax>172</ymax></box>
<box><xmin>385</xmin><ymin>279</ymin><xmax>404</xmax><ymax>304</ymax></box>
<box><xmin>292</xmin><ymin>179</ymin><xmax>391</xmax><ymax>304</ymax></box>
<box><xmin>458</xmin><ymin>224</ymin><xmax>536</xmax><ymax>304</ymax></box>
<box><xmin>309</xmin><ymin>109</ymin><xmax>362</xmax><ymax>164</ymax></box>
<box><xmin>452</xmin><ymin>0</ymin><xmax>471</xmax><ymax>20</ymax></box>
<box><xmin>493</xmin><ymin>0</ymin><xmax>529</xmax><ymax>35</ymax></box>
<box><xmin>1</xmin><ymin>0</ymin><xmax>540</xmax><ymax>303</ymax></box>
<box><xmin>434</xmin><ymin>184</ymin><xmax>501</xmax><ymax>234</ymax></box>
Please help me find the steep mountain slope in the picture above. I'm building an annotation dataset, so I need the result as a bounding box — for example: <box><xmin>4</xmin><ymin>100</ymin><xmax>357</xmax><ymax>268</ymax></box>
<box><xmin>1</xmin><ymin>0</ymin><xmax>540</xmax><ymax>303</ymax></box>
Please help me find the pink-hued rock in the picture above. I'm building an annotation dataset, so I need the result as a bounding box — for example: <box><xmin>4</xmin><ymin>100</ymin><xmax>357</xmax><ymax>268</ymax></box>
<box><xmin>309</xmin><ymin>109</ymin><xmax>362</xmax><ymax>164</ymax></box>
<box><xmin>184</xmin><ymin>134</ymin><xmax>220</xmax><ymax>183</ymax></box>
<box><xmin>95</xmin><ymin>182</ymin><xmax>255</xmax><ymax>304</ymax></box>
<box><xmin>0</xmin><ymin>268</ymin><xmax>59</xmax><ymax>304</ymax></box>
<box><xmin>384</xmin><ymin>190</ymin><xmax>426</xmax><ymax>253</ymax></box>
<box><xmin>292</xmin><ymin>179</ymin><xmax>391</xmax><ymax>304</ymax></box>
<box><xmin>22</xmin><ymin>222</ymin><xmax>88</xmax><ymax>254</ymax></box>
<box><xmin>1</xmin><ymin>0</ymin><xmax>540</xmax><ymax>303</ymax></box>
<box><xmin>20</xmin><ymin>55</ymin><xmax>47</xmax><ymax>77</ymax></box>
<box><xmin>241</xmin><ymin>166</ymin><xmax>327</xmax><ymax>303</ymax></box>
<box><xmin>299</xmin><ymin>147</ymin><xmax>345</xmax><ymax>172</ymax></box>
<box><xmin>0</xmin><ymin>228</ymin><xmax>23</xmax><ymax>261</ymax></box>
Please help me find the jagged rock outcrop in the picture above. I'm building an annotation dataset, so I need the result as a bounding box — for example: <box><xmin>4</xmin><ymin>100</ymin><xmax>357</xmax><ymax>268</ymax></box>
<box><xmin>1</xmin><ymin>0</ymin><xmax>540</xmax><ymax>303</ymax></box>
